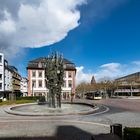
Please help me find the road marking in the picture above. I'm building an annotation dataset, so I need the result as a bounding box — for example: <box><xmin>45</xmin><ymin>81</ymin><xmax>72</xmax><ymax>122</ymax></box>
<box><xmin>83</xmin><ymin>105</ymin><xmax>110</xmax><ymax>117</ymax></box>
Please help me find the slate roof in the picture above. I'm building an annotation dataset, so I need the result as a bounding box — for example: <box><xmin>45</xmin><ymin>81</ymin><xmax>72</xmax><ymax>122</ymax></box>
<box><xmin>27</xmin><ymin>57</ymin><xmax>76</xmax><ymax>71</ymax></box>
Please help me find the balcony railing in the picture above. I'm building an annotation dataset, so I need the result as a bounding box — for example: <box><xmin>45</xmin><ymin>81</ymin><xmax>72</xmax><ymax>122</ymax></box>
<box><xmin>115</xmin><ymin>89</ymin><xmax>140</xmax><ymax>93</ymax></box>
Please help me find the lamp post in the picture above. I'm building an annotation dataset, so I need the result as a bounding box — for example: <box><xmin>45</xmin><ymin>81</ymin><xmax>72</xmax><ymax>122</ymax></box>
<box><xmin>71</xmin><ymin>87</ymin><xmax>74</xmax><ymax>103</ymax></box>
<box><xmin>45</xmin><ymin>78</ymin><xmax>49</xmax><ymax>101</ymax></box>
<box><xmin>103</xmin><ymin>80</ymin><xmax>107</xmax><ymax>99</ymax></box>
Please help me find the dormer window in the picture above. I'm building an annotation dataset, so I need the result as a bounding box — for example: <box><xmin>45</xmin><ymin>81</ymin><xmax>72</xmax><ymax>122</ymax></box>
<box><xmin>38</xmin><ymin>62</ymin><xmax>42</xmax><ymax>68</ymax></box>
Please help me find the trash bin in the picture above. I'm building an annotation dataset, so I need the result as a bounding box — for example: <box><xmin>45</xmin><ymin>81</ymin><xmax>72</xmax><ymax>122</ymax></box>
<box><xmin>110</xmin><ymin>123</ymin><xmax>122</xmax><ymax>138</ymax></box>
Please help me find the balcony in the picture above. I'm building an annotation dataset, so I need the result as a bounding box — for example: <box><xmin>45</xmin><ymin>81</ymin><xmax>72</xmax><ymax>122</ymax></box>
<box><xmin>115</xmin><ymin>89</ymin><xmax>140</xmax><ymax>93</ymax></box>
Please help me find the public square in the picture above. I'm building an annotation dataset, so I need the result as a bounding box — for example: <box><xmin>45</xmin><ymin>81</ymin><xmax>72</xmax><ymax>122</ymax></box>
<box><xmin>0</xmin><ymin>98</ymin><xmax>139</xmax><ymax>139</ymax></box>
<box><xmin>0</xmin><ymin>0</ymin><xmax>140</xmax><ymax>139</ymax></box>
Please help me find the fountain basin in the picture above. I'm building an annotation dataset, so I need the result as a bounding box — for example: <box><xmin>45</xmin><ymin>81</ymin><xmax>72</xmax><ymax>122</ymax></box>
<box><xmin>4</xmin><ymin>102</ymin><xmax>99</xmax><ymax>116</ymax></box>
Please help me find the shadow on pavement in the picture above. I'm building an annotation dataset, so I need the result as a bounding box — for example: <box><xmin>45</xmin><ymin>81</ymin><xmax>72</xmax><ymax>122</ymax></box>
<box><xmin>0</xmin><ymin>125</ymin><xmax>120</xmax><ymax>140</ymax></box>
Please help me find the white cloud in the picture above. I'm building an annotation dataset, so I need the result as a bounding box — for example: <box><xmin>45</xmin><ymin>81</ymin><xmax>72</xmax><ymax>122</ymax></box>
<box><xmin>0</xmin><ymin>0</ymin><xmax>86</xmax><ymax>56</ymax></box>
<box><xmin>76</xmin><ymin>66</ymin><xmax>93</xmax><ymax>85</ymax></box>
<box><xmin>0</xmin><ymin>10</ymin><xmax>16</xmax><ymax>34</ymax></box>
<box><xmin>95</xmin><ymin>63</ymin><xmax>123</xmax><ymax>81</ymax></box>
<box><xmin>100</xmin><ymin>63</ymin><xmax>121</xmax><ymax>72</ymax></box>
<box><xmin>132</xmin><ymin>61</ymin><xmax>140</xmax><ymax>66</ymax></box>
<box><xmin>76</xmin><ymin>61</ymin><xmax>140</xmax><ymax>85</ymax></box>
<box><xmin>76</xmin><ymin>63</ymin><xmax>122</xmax><ymax>85</ymax></box>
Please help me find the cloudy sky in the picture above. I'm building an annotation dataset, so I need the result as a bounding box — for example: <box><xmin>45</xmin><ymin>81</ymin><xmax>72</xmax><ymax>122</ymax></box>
<box><xmin>0</xmin><ymin>0</ymin><xmax>140</xmax><ymax>85</ymax></box>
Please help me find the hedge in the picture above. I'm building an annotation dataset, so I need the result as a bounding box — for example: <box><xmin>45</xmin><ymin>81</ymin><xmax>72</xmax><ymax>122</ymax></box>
<box><xmin>124</xmin><ymin>127</ymin><xmax>140</xmax><ymax>140</ymax></box>
<box><xmin>16</xmin><ymin>96</ymin><xmax>41</xmax><ymax>101</ymax></box>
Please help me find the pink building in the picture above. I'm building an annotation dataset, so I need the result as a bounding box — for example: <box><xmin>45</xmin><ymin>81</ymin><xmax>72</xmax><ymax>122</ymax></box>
<box><xmin>27</xmin><ymin>57</ymin><xmax>76</xmax><ymax>99</ymax></box>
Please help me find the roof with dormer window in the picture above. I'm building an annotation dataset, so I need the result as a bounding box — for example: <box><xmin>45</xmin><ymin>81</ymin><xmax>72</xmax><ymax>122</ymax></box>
<box><xmin>27</xmin><ymin>57</ymin><xmax>76</xmax><ymax>71</ymax></box>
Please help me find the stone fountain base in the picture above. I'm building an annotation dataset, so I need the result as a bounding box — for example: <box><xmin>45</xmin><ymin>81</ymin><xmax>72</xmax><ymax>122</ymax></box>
<box><xmin>4</xmin><ymin>102</ymin><xmax>99</xmax><ymax>116</ymax></box>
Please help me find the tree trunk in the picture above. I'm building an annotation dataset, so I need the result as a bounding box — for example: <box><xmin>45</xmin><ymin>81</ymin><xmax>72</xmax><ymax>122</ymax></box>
<box><xmin>130</xmin><ymin>84</ymin><xmax>133</xmax><ymax>96</ymax></box>
<box><xmin>52</xmin><ymin>93</ymin><xmax>55</xmax><ymax>108</ymax></box>
<box><xmin>48</xmin><ymin>91</ymin><xmax>51</xmax><ymax>107</ymax></box>
<box><xmin>58</xmin><ymin>94</ymin><xmax>61</xmax><ymax>108</ymax></box>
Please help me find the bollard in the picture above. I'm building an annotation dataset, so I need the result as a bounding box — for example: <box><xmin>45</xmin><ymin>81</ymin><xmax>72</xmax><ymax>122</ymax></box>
<box><xmin>110</xmin><ymin>123</ymin><xmax>122</xmax><ymax>138</ymax></box>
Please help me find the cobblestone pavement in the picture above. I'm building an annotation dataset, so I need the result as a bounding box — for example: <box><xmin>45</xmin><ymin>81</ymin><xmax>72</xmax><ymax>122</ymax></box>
<box><xmin>80</xmin><ymin>98</ymin><xmax>140</xmax><ymax>128</ymax></box>
<box><xmin>93</xmin><ymin>98</ymin><xmax>140</xmax><ymax>112</ymax></box>
<box><xmin>0</xmin><ymin>98</ymin><xmax>140</xmax><ymax>138</ymax></box>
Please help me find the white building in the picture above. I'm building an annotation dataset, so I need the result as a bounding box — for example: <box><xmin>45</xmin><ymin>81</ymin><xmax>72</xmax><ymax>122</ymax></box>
<box><xmin>4</xmin><ymin>60</ymin><xmax>13</xmax><ymax>93</ymax></box>
<box><xmin>0</xmin><ymin>53</ymin><xmax>4</xmax><ymax>98</ymax></box>
<box><xmin>0</xmin><ymin>53</ymin><xmax>22</xmax><ymax>99</ymax></box>
<box><xmin>27</xmin><ymin>57</ymin><xmax>76</xmax><ymax>99</ymax></box>
<box><xmin>20</xmin><ymin>77</ymin><xmax>28</xmax><ymax>96</ymax></box>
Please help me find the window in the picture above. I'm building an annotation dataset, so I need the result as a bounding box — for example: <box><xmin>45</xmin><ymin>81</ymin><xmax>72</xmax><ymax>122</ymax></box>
<box><xmin>38</xmin><ymin>71</ymin><xmax>42</xmax><ymax>77</ymax></box>
<box><xmin>38</xmin><ymin>80</ymin><xmax>42</xmax><ymax>88</ymax></box>
<box><xmin>68</xmin><ymin>80</ymin><xmax>72</xmax><ymax>87</ymax></box>
<box><xmin>32</xmin><ymin>80</ymin><xmax>36</xmax><ymax>88</ymax></box>
<box><xmin>63</xmin><ymin>80</ymin><xmax>66</xmax><ymax>87</ymax></box>
<box><xmin>32</xmin><ymin>71</ymin><xmax>36</xmax><ymax>77</ymax></box>
<box><xmin>0</xmin><ymin>83</ymin><xmax>2</xmax><ymax>89</ymax></box>
<box><xmin>0</xmin><ymin>74</ymin><xmax>2</xmax><ymax>80</ymax></box>
<box><xmin>44</xmin><ymin>80</ymin><xmax>46</xmax><ymax>88</ymax></box>
<box><xmin>68</xmin><ymin>72</ymin><xmax>72</xmax><ymax>78</ymax></box>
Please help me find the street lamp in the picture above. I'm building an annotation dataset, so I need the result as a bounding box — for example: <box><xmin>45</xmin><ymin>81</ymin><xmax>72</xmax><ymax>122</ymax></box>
<box><xmin>71</xmin><ymin>87</ymin><xmax>74</xmax><ymax>103</ymax></box>
<box><xmin>103</xmin><ymin>79</ymin><xmax>107</xmax><ymax>99</ymax></box>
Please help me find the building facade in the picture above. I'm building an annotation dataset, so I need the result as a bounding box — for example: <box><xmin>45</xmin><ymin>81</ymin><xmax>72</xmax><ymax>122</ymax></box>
<box><xmin>20</xmin><ymin>77</ymin><xmax>28</xmax><ymax>96</ymax></box>
<box><xmin>27</xmin><ymin>57</ymin><xmax>76</xmax><ymax>99</ymax></box>
<box><xmin>114</xmin><ymin>72</ymin><xmax>140</xmax><ymax>96</ymax></box>
<box><xmin>0</xmin><ymin>53</ymin><xmax>21</xmax><ymax>98</ymax></box>
<box><xmin>8</xmin><ymin>66</ymin><xmax>21</xmax><ymax>95</ymax></box>
<box><xmin>0</xmin><ymin>53</ymin><xmax>4</xmax><ymax>98</ymax></box>
<box><xmin>4</xmin><ymin>60</ymin><xmax>13</xmax><ymax>94</ymax></box>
